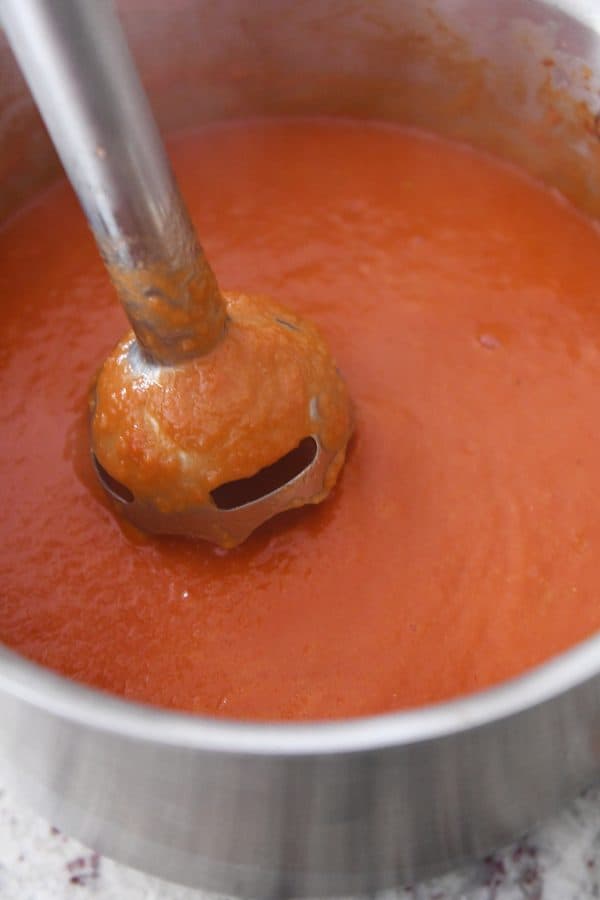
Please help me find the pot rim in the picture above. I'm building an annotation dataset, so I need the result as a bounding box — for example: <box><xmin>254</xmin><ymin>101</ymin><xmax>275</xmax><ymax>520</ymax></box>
<box><xmin>2</xmin><ymin>623</ymin><xmax>599</xmax><ymax>755</ymax></box>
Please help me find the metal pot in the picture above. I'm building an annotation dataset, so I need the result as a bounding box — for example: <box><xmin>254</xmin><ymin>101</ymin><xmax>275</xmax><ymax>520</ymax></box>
<box><xmin>2</xmin><ymin>1</ymin><xmax>600</xmax><ymax>896</ymax></box>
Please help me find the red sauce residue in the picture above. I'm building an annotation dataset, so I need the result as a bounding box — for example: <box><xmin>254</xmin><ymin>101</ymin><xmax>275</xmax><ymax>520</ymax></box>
<box><xmin>91</xmin><ymin>290</ymin><xmax>352</xmax><ymax>527</ymax></box>
<box><xmin>3</xmin><ymin>118</ymin><xmax>600</xmax><ymax>721</ymax></box>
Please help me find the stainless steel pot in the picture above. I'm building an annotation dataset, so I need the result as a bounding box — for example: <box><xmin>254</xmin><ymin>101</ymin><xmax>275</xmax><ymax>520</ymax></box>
<box><xmin>2</xmin><ymin>1</ymin><xmax>600</xmax><ymax>896</ymax></box>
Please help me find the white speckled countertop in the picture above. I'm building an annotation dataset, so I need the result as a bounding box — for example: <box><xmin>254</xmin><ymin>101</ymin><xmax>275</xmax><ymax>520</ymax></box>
<box><xmin>2</xmin><ymin>775</ymin><xmax>600</xmax><ymax>899</ymax></box>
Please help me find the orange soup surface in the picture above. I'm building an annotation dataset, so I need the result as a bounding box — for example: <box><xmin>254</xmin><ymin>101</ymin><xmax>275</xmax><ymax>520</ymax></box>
<box><xmin>2</xmin><ymin>119</ymin><xmax>600</xmax><ymax>720</ymax></box>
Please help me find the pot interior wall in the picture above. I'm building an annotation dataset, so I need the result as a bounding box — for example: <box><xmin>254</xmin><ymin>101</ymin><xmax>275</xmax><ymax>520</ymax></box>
<box><xmin>2</xmin><ymin>0</ymin><xmax>600</xmax><ymax>226</ymax></box>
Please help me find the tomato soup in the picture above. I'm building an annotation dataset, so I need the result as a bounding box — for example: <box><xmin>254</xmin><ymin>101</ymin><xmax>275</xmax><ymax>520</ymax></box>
<box><xmin>2</xmin><ymin>119</ymin><xmax>600</xmax><ymax>720</ymax></box>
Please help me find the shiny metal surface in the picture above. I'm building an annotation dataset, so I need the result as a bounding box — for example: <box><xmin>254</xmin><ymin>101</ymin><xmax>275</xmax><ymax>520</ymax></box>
<box><xmin>1</xmin><ymin>0</ymin><xmax>224</xmax><ymax>365</ymax></box>
<box><xmin>3</xmin><ymin>0</ymin><xmax>600</xmax><ymax>896</ymax></box>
